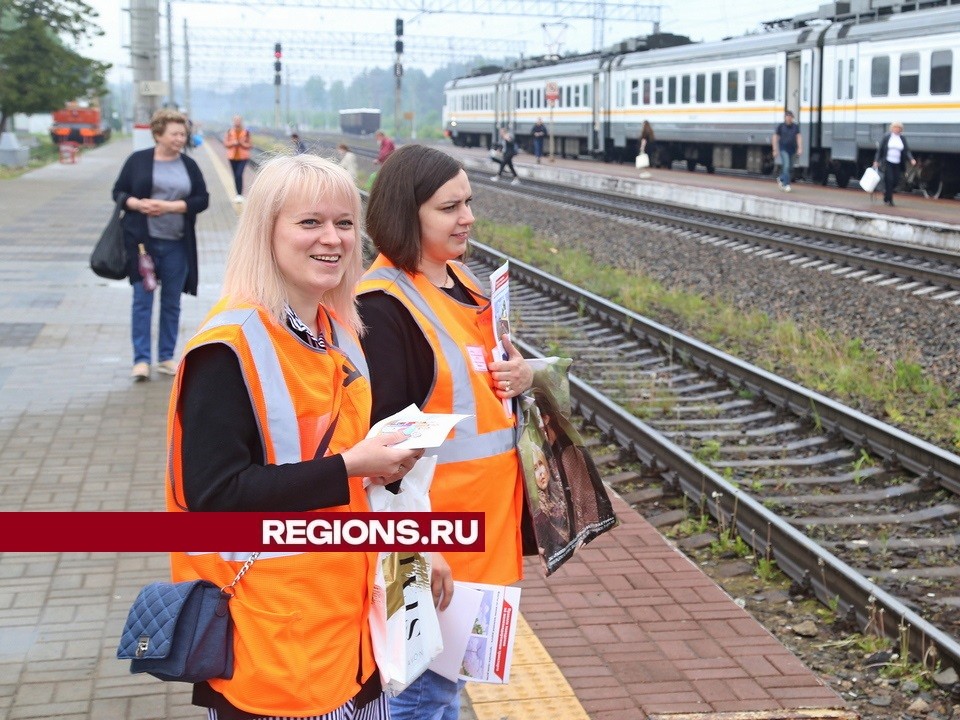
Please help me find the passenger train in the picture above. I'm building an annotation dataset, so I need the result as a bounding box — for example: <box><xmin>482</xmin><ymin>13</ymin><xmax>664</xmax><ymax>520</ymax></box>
<box><xmin>442</xmin><ymin>1</ymin><xmax>960</xmax><ymax>198</ymax></box>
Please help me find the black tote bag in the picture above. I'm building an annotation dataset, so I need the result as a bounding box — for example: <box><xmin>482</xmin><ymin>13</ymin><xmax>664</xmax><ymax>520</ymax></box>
<box><xmin>90</xmin><ymin>195</ymin><xmax>128</xmax><ymax>280</ymax></box>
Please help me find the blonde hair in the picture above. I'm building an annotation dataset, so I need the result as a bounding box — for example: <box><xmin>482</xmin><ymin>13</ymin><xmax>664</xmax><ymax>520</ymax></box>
<box><xmin>890</xmin><ymin>121</ymin><xmax>904</xmax><ymax>131</ymax></box>
<box><xmin>221</xmin><ymin>154</ymin><xmax>365</xmax><ymax>332</ymax></box>
<box><xmin>150</xmin><ymin>108</ymin><xmax>187</xmax><ymax>138</ymax></box>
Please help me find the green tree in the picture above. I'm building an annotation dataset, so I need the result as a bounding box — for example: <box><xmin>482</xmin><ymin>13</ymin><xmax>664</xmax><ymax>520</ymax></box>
<box><xmin>0</xmin><ymin>0</ymin><xmax>110</xmax><ymax>132</ymax></box>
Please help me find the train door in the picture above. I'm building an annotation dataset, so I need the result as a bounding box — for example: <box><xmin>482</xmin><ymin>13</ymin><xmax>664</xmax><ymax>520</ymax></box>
<box><xmin>831</xmin><ymin>44</ymin><xmax>857</xmax><ymax>147</ymax></box>
<box><xmin>494</xmin><ymin>76</ymin><xmax>511</xmax><ymax>144</ymax></box>
<box><xmin>592</xmin><ymin>70</ymin><xmax>604</xmax><ymax>156</ymax></box>
<box><xmin>784</xmin><ymin>52</ymin><xmax>809</xmax><ymax>168</ymax></box>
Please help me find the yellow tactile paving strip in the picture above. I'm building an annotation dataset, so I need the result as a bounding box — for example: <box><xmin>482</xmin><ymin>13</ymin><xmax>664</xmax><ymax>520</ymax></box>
<box><xmin>465</xmin><ymin>615</ymin><xmax>591</xmax><ymax>720</ymax></box>
<box><xmin>202</xmin><ymin>139</ymin><xmax>243</xmax><ymax>215</ymax></box>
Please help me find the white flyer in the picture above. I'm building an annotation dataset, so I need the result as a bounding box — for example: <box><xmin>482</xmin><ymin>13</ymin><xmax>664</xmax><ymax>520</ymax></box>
<box><xmin>489</xmin><ymin>260</ymin><xmax>511</xmax><ymax>362</ymax></box>
<box><xmin>453</xmin><ymin>582</ymin><xmax>521</xmax><ymax>684</ymax></box>
<box><xmin>367</xmin><ymin>404</ymin><xmax>471</xmax><ymax>449</ymax></box>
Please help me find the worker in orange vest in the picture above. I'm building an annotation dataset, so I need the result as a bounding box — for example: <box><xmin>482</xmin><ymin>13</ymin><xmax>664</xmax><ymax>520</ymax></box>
<box><xmin>166</xmin><ymin>154</ymin><xmax>423</xmax><ymax>719</ymax></box>
<box><xmin>223</xmin><ymin>114</ymin><xmax>252</xmax><ymax>202</ymax></box>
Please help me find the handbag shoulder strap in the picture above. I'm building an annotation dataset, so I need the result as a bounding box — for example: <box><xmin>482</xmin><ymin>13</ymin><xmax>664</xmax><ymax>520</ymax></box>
<box><xmin>222</xmin><ymin>552</ymin><xmax>259</xmax><ymax>595</ymax></box>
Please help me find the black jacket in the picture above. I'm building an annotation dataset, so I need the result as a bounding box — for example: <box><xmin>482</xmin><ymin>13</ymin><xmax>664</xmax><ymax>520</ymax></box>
<box><xmin>874</xmin><ymin>132</ymin><xmax>914</xmax><ymax>167</ymax></box>
<box><xmin>111</xmin><ymin>148</ymin><xmax>209</xmax><ymax>295</ymax></box>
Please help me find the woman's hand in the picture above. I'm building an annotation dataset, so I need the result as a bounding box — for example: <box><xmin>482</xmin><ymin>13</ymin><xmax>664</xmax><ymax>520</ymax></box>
<box><xmin>872</xmin><ymin>161</ymin><xmax>879</xmax><ymax>169</ymax></box>
<box><xmin>488</xmin><ymin>335</ymin><xmax>534</xmax><ymax>399</ymax></box>
<box><xmin>341</xmin><ymin>431</ymin><xmax>424</xmax><ymax>483</ymax></box>
<box><xmin>430</xmin><ymin>553</ymin><xmax>454</xmax><ymax>610</ymax></box>
<box><xmin>137</xmin><ymin>199</ymin><xmax>186</xmax><ymax>216</ymax></box>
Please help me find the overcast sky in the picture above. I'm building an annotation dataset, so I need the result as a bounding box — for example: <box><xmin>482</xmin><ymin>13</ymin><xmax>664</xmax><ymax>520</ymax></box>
<box><xmin>79</xmin><ymin>0</ymin><xmax>819</xmax><ymax>88</ymax></box>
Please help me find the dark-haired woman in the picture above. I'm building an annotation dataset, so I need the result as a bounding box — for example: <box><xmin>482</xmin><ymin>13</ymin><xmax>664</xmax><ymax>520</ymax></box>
<box><xmin>357</xmin><ymin>143</ymin><xmax>533</xmax><ymax>720</ymax></box>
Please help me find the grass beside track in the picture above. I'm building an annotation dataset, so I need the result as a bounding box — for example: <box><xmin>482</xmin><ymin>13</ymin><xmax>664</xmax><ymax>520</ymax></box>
<box><xmin>472</xmin><ymin>219</ymin><xmax>960</xmax><ymax>454</ymax></box>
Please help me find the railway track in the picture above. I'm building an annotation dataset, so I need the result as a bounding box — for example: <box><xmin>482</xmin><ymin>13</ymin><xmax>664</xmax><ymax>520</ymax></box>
<box><xmin>465</xmin><ymin>241</ymin><xmax>960</xmax><ymax>676</ymax></box>
<box><xmin>471</xmin><ymin>171</ymin><xmax>960</xmax><ymax>299</ymax></box>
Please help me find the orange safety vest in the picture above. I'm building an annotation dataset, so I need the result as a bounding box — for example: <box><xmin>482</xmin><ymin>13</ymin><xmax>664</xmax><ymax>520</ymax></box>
<box><xmin>357</xmin><ymin>256</ymin><xmax>523</xmax><ymax>585</ymax></box>
<box><xmin>224</xmin><ymin>127</ymin><xmax>251</xmax><ymax>161</ymax></box>
<box><xmin>165</xmin><ymin>299</ymin><xmax>376</xmax><ymax>717</ymax></box>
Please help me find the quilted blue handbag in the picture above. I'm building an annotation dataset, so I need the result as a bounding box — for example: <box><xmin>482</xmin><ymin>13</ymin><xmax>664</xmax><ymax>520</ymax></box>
<box><xmin>117</xmin><ymin>554</ymin><xmax>258</xmax><ymax>682</ymax></box>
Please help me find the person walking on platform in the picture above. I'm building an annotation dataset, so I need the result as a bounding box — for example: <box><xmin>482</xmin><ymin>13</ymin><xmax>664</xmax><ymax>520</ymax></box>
<box><xmin>531</xmin><ymin>117</ymin><xmax>548</xmax><ymax>163</ymax></box>
<box><xmin>772</xmin><ymin>110</ymin><xmax>802</xmax><ymax>192</ymax></box>
<box><xmin>491</xmin><ymin>126</ymin><xmax>521</xmax><ymax>184</ymax></box>
<box><xmin>338</xmin><ymin>142</ymin><xmax>359</xmax><ymax>183</ymax></box>
<box><xmin>165</xmin><ymin>153</ymin><xmax>423</xmax><ymax>720</ymax></box>
<box><xmin>224</xmin><ymin>114</ymin><xmax>252</xmax><ymax>202</ymax></box>
<box><xmin>639</xmin><ymin>120</ymin><xmax>656</xmax><ymax>167</ymax></box>
<box><xmin>873</xmin><ymin>121</ymin><xmax>916</xmax><ymax>207</ymax></box>
<box><xmin>374</xmin><ymin>130</ymin><xmax>396</xmax><ymax>165</ymax></box>
<box><xmin>358</xmin><ymin>144</ymin><xmax>533</xmax><ymax>720</ymax></box>
<box><xmin>290</xmin><ymin>132</ymin><xmax>306</xmax><ymax>154</ymax></box>
<box><xmin>111</xmin><ymin>108</ymin><xmax>209</xmax><ymax>382</ymax></box>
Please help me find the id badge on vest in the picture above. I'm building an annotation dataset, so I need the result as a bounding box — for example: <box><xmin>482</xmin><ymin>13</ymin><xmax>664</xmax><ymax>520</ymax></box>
<box><xmin>466</xmin><ymin>345</ymin><xmax>488</xmax><ymax>373</ymax></box>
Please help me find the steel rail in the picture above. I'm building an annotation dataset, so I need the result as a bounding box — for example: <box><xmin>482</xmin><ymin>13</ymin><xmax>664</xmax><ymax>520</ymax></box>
<box><xmin>473</xmin><ymin>172</ymin><xmax>960</xmax><ymax>290</ymax></box>
<box><xmin>471</xmin><ymin>240</ymin><xmax>960</xmax><ymax>672</ymax></box>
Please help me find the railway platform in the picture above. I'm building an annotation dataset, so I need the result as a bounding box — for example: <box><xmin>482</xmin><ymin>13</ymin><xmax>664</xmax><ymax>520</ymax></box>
<box><xmin>451</xmin><ymin>145</ymin><xmax>960</xmax><ymax>254</ymax></box>
<box><xmin>0</xmin><ymin>138</ymin><xmax>854</xmax><ymax>720</ymax></box>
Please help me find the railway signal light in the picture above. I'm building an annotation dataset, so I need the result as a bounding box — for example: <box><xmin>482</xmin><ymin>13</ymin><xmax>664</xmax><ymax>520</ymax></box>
<box><xmin>395</xmin><ymin>39</ymin><xmax>404</xmax><ymax>54</ymax></box>
<box><xmin>395</xmin><ymin>18</ymin><xmax>403</xmax><ymax>36</ymax></box>
<box><xmin>274</xmin><ymin>42</ymin><xmax>282</xmax><ymax>86</ymax></box>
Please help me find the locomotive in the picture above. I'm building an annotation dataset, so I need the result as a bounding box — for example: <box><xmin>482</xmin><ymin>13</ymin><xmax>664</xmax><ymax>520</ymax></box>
<box><xmin>49</xmin><ymin>101</ymin><xmax>110</xmax><ymax>146</ymax></box>
<box><xmin>442</xmin><ymin>1</ymin><xmax>960</xmax><ymax>198</ymax></box>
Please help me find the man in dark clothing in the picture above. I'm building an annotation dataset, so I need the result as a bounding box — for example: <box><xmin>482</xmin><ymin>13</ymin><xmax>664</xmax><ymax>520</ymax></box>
<box><xmin>772</xmin><ymin>110</ymin><xmax>802</xmax><ymax>192</ymax></box>
<box><xmin>531</xmin><ymin>118</ymin><xmax>548</xmax><ymax>163</ymax></box>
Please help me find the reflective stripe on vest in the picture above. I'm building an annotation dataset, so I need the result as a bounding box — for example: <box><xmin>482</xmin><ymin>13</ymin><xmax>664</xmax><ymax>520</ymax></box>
<box><xmin>198</xmin><ymin>308</ymin><xmax>300</xmax><ymax>464</ymax></box>
<box><xmin>327</xmin><ymin>315</ymin><xmax>369</xmax><ymax>381</ymax></box>
<box><xmin>360</xmin><ymin>265</ymin><xmax>514</xmax><ymax>463</ymax></box>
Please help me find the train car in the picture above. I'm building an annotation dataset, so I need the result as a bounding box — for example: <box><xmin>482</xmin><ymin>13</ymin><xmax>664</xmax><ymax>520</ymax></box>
<box><xmin>443</xmin><ymin>71</ymin><xmax>501</xmax><ymax>148</ymax></box>
<box><xmin>602</xmin><ymin>27</ymin><xmax>825</xmax><ymax>171</ymax></box>
<box><xmin>444</xmin><ymin>1</ymin><xmax>960</xmax><ymax>198</ymax></box>
<box><xmin>339</xmin><ymin>108</ymin><xmax>381</xmax><ymax>135</ymax></box>
<box><xmin>819</xmin><ymin>6</ymin><xmax>960</xmax><ymax>196</ymax></box>
<box><xmin>49</xmin><ymin>101</ymin><xmax>110</xmax><ymax>146</ymax></box>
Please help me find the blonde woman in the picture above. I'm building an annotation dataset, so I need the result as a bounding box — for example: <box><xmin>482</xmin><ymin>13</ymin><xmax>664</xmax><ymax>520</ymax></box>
<box><xmin>873</xmin><ymin>121</ymin><xmax>916</xmax><ymax>206</ymax></box>
<box><xmin>164</xmin><ymin>154</ymin><xmax>422</xmax><ymax>719</ymax></box>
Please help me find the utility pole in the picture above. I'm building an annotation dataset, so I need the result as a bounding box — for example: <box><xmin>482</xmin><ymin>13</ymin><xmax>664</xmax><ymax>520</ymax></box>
<box><xmin>274</xmin><ymin>42</ymin><xmax>282</xmax><ymax>130</ymax></box>
<box><xmin>183</xmin><ymin>19</ymin><xmax>191</xmax><ymax>119</ymax></box>
<box><xmin>130</xmin><ymin>0</ymin><xmax>161</xmax><ymax>150</ymax></box>
<box><xmin>166</xmin><ymin>0</ymin><xmax>174</xmax><ymax>106</ymax></box>
<box><xmin>394</xmin><ymin>18</ymin><xmax>403</xmax><ymax>138</ymax></box>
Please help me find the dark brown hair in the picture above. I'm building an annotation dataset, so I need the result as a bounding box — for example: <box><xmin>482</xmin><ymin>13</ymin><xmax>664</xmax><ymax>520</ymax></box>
<box><xmin>365</xmin><ymin>144</ymin><xmax>463</xmax><ymax>274</ymax></box>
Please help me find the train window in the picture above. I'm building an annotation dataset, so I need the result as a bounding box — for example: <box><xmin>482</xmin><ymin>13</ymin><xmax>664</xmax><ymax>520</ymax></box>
<box><xmin>655</xmin><ymin>77</ymin><xmax>663</xmax><ymax>104</ymax></box>
<box><xmin>681</xmin><ymin>75</ymin><xmax>691</xmax><ymax>103</ymax></box>
<box><xmin>744</xmin><ymin>69</ymin><xmax>756</xmax><ymax>101</ymax></box>
<box><xmin>696</xmin><ymin>74</ymin><xmax>705</xmax><ymax>102</ymax></box>
<box><xmin>871</xmin><ymin>56</ymin><xmax>889</xmax><ymax>96</ymax></box>
<box><xmin>630</xmin><ymin>79</ymin><xmax>639</xmax><ymax>106</ymax></box>
<box><xmin>566</xmin><ymin>85</ymin><xmax>571</xmax><ymax>107</ymax></box>
<box><xmin>899</xmin><ymin>53</ymin><xmax>919</xmax><ymax>95</ymax></box>
<box><xmin>643</xmin><ymin>79</ymin><xmax>651</xmax><ymax>104</ymax></box>
<box><xmin>803</xmin><ymin>63</ymin><xmax>809</xmax><ymax>103</ymax></box>
<box><xmin>726</xmin><ymin>71</ymin><xmax>738</xmax><ymax>102</ymax></box>
<box><xmin>762</xmin><ymin>67</ymin><xmax>775</xmax><ymax>100</ymax></box>
<box><xmin>668</xmin><ymin>77</ymin><xmax>677</xmax><ymax>104</ymax></box>
<box><xmin>931</xmin><ymin>50</ymin><xmax>952</xmax><ymax>95</ymax></box>
<box><xmin>711</xmin><ymin>72</ymin><xmax>721</xmax><ymax>102</ymax></box>
<box><xmin>848</xmin><ymin>59</ymin><xmax>855</xmax><ymax>99</ymax></box>
<box><xmin>573</xmin><ymin>85</ymin><xmax>581</xmax><ymax>107</ymax></box>
<box><xmin>583</xmin><ymin>84</ymin><xmax>590</xmax><ymax>106</ymax></box>
<box><xmin>837</xmin><ymin>61</ymin><xmax>843</xmax><ymax>100</ymax></box>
